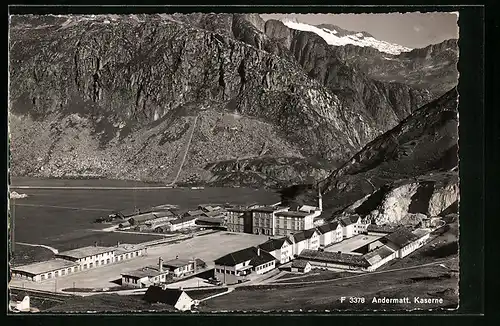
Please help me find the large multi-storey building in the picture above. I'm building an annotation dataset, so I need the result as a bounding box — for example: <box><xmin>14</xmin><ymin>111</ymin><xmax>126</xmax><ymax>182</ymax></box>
<box><xmin>225</xmin><ymin>207</ymin><xmax>249</xmax><ymax>233</ymax></box>
<box><xmin>274</xmin><ymin>211</ymin><xmax>316</xmax><ymax>236</ymax></box>
<box><xmin>251</xmin><ymin>206</ymin><xmax>289</xmax><ymax>236</ymax></box>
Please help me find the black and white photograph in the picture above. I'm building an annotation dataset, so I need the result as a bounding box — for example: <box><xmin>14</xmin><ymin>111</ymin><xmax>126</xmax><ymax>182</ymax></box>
<box><xmin>8</xmin><ymin>10</ymin><xmax>460</xmax><ymax>313</ymax></box>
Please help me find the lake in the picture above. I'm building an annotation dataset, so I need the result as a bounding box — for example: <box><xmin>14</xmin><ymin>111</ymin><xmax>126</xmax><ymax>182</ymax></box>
<box><xmin>9</xmin><ymin>177</ymin><xmax>280</xmax><ymax>249</ymax></box>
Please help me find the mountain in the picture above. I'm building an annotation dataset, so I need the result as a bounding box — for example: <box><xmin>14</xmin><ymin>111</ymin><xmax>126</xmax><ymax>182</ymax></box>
<box><xmin>8</xmin><ymin>14</ymin><xmax>453</xmax><ymax>187</ymax></box>
<box><xmin>281</xmin><ymin>19</ymin><xmax>413</xmax><ymax>55</ymax></box>
<box><xmin>281</xmin><ymin>87</ymin><xmax>459</xmax><ymax>217</ymax></box>
<box><xmin>276</xmin><ymin>19</ymin><xmax>458</xmax><ymax>98</ymax></box>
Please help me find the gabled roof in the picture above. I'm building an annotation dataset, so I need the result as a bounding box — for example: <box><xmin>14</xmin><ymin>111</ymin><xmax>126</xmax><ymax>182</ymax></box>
<box><xmin>363</xmin><ymin>245</ymin><xmax>395</xmax><ymax>266</ymax></box>
<box><xmin>350</xmin><ymin>215</ymin><xmax>361</xmax><ymax>223</ymax></box>
<box><xmin>291</xmin><ymin>259</ymin><xmax>310</xmax><ymax>269</ymax></box>
<box><xmin>162</xmin><ymin>258</ymin><xmax>193</xmax><ymax>268</ymax></box>
<box><xmin>144</xmin><ymin>286</ymin><xmax>191</xmax><ymax>306</ymax></box>
<box><xmin>196</xmin><ymin>217</ymin><xmax>223</xmax><ymax>225</ymax></box>
<box><xmin>316</xmin><ymin>221</ymin><xmax>341</xmax><ymax>234</ymax></box>
<box><xmin>299</xmin><ymin>249</ymin><xmax>370</xmax><ymax>268</ymax></box>
<box><xmin>129</xmin><ymin>212</ymin><xmax>160</xmax><ymax>223</ymax></box>
<box><xmin>292</xmin><ymin>228</ymin><xmax>319</xmax><ymax>243</ymax></box>
<box><xmin>258</xmin><ymin>237</ymin><xmax>292</xmax><ymax>252</ymax></box>
<box><xmin>12</xmin><ymin>259</ymin><xmax>78</xmax><ymax>275</ymax></box>
<box><xmin>214</xmin><ymin>246</ymin><xmax>257</xmax><ymax>266</ymax></box>
<box><xmin>366</xmin><ymin>224</ymin><xmax>398</xmax><ymax>233</ymax></box>
<box><xmin>339</xmin><ymin>217</ymin><xmax>355</xmax><ymax>227</ymax></box>
<box><xmin>250</xmin><ymin>250</ymin><xmax>276</xmax><ymax>267</ymax></box>
<box><xmin>215</xmin><ymin>246</ymin><xmax>275</xmax><ymax>267</ymax></box>
<box><xmin>121</xmin><ymin>265</ymin><xmax>166</xmax><ymax>279</ymax></box>
<box><xmin>115</xmin><ymin>243</ymin><xmax>146</xmax><ymax>255</ymax></box>
<box><xmin>57</xmin><ymin>246</ymin><xmax>115</xmax><ymax>259</ymax></box>
<box><xmin>381</xmin><ymin>227</ymin><xmax>420</xmax><ymax>249</ymax></box>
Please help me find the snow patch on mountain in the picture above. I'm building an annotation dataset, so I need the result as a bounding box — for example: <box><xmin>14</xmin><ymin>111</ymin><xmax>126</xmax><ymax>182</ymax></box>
<box><xmin>282</xmin><ymin>20</ymin><xmax>413</xmax><ymax>55</ymax></box>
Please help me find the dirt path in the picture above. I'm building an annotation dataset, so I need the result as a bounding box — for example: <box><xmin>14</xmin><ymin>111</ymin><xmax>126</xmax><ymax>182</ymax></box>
<box><xmin>199</xmin><ymin>287</ymin><xmax>234</xmax><ymax>302</ymax></box>
<box><xmin>168</xmin><ymin>115</ymin><xmax>198</xmax><ymax>186</ymax></box>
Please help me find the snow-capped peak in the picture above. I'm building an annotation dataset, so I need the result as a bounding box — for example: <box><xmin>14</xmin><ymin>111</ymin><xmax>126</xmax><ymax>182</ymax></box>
<box><xmin>282</xmin><ymin>20</ymin><xmax>413</xmax><ymax>55</ymax></box>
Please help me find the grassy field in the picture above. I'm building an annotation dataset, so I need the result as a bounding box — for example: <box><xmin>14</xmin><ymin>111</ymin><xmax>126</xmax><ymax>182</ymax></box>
<box><xmin>273</xmin><ymin>271</ymin><xmax>356</xmax><ymax>284</ymax></box>
<box><xmin>45</xmin><ymin>293</ymin><xmax>176</xmax><ymax>312</ymax></box>
<box><xmin>10</xmin><ymin>244</ymin><xmax>55</xmax><ymax>267</ymax></box>
<box><xmin>186</xmin><ymin>288</ymin><xmax>228</xmax><ymax>301</ymax></box>
<box><xmin>10</xmin><ymin>178</ymin><xmax>279</xmax><ymax>246</ymax></box>
<box><xmin>199</xmin><ymin>263</ymin><xmax>458</xmax><ymax>312</ymax></box>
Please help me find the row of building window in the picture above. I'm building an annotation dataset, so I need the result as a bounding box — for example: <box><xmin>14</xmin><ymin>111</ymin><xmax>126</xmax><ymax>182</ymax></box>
<box><xmin>256</xmin><ymin>262</ymin><xmax>273</xmax><ymax>271</ymax></box>
<box><xmin>40</xmin><ymin>266</ymin><xmax>80</xmax><ymax>280</ymax></box>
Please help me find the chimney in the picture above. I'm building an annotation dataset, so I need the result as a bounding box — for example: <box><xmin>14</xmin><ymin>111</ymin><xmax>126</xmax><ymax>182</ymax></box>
<box><xmin>159</xmin><ymin>257</ymin><xmax>163</xmax><ymax>273</ymax></box>
<box><xmin>257</xmin><ymin>247</ymin><xmax>261</xmax><ymax>256</ymax></box>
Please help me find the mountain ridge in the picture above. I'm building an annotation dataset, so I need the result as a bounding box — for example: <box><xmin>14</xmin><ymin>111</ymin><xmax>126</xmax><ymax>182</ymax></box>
<box><xmin>9</xmin><ymin>14</ymin><xmax>457</xmax><ymax>189</ymax></box>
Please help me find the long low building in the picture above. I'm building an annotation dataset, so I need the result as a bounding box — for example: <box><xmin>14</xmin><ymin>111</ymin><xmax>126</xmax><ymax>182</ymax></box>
<box><xmin>299</xmin><ymin>227</ymin><xmax>432</xmax><ymax>272</ymax></box>
<box><xmin>299</xmin><ymin>249</ymin><xmax>372</xmax><ymax>271</ymax></box>
<box><xmin>11</xmin><ymin>259</ymin><xmax>80</xmax><ymax>282</ymax></box>
<box><xmin>13</xmin><ymin>243</ymin><xmax>149</xmax><ymax>283</ymax></box>
<box><xmin>114</xmin><ymin>243</ymin><xmax>148</xmax><ymax>262</ymax></box>
<box><xmin>121</xmin><ymin>257</ymin><xmax>170</xmax><ymax>288</ymax></box>
<box><xmin>56</xmin><ymin>246</ymin><xmax>116</xmax><ymax>270</ymax></box>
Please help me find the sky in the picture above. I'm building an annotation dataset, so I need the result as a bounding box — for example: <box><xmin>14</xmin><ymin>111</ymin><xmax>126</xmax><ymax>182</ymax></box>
<box><xmin>260</xmin><ymin>13</ymin><xmax>459</xmax><ymax>49</ymax></box>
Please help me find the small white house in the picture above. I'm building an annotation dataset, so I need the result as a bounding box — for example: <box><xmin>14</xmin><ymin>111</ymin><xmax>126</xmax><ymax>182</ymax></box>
<box><xmin>121</xmin><ymin>257</ymin><xmax>171</xmax><ymax>288</ymax></box>
<box><xmin>291</xmin><ymin>259</ymin><xmax>312</xmax><ymax>273</ymax></box>
<box><xmin>144</xmin><ymin>286</ymin><xmax>194</xmax><ymax>311</ymax></box>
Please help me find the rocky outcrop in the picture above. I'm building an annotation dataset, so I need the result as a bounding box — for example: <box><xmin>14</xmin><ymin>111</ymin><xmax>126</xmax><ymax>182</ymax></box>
<box><xmin>337</xmin><ymin>172</ymin><xmax>459</xmax><ymax>225</ymax></box>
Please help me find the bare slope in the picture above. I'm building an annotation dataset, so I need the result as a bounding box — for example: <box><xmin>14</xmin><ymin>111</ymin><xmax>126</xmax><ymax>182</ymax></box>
<box><xmin>282</xmin><ymin>88</ymin><xmax>458</xmax><ymax>214</ymax></box>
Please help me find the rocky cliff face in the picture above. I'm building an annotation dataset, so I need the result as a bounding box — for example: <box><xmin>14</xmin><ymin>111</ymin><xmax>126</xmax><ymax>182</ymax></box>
<box><xmin>8</xmin><ymin>14</ymin><xmax>454</xmax><ymax>188</ymax></box>
<box><xmin>330</xmin><ymin>38</ymin><xmax>459</xmax><ymax>98</ymax></box>
<box><xmin>282</xmin><ymin>87</ymin><xmax>458</xmax><ymax>212</ymax></box>
<box><xmin>263</xmin><ymin>19</ymin><xmax>432</xmax><ymax>128</ymax></box>
<box><xmin>338</xmin><ymin>172</ymin><xmax>459</xmax><ymax>225</ymax></box>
